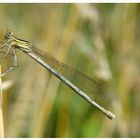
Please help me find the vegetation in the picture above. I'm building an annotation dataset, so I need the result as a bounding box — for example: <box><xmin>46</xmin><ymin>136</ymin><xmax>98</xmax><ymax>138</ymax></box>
<box><xmin>0</xmin><ymin>4</ymin><xmax>140</xmax><ymax>137</ymax></box>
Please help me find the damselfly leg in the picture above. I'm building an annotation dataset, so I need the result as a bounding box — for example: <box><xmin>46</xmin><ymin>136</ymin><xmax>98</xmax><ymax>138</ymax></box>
<box><xmin>0</xmin><ymin>41</ymin><xmax>7</xmax><ymax>49</ymax></box>
<box><xmin>0</xmin><ymin>43</ymin><xmax>13</xmax><ymax>64</ymax></box>
<box><xmin>0</xmin><ymin>42</ymin><xmax>17</xmax><ymax>77</ymax></box>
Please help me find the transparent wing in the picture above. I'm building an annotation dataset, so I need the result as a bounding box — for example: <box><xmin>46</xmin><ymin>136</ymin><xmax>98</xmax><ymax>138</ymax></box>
<box><xmin>31</xmin><ymin>46</ymin><xmax>105</xmax><ymax>100</ymax></box>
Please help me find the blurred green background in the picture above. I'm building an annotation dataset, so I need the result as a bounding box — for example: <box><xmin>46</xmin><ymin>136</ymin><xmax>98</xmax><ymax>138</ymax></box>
<box><xmin>0</xmin><ymin>3</ymin><xmax>140</xmax><ymax>138</ymax></box>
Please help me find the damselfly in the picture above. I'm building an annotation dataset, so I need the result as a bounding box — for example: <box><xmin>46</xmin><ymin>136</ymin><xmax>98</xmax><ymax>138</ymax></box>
<box><xmin>0</xmin><ymin>30</ymin><xmax>115</xmax><ymax>119</ymax></box>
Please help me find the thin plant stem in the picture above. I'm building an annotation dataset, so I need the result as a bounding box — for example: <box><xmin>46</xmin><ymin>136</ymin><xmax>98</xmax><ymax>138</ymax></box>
<box><xmin>0</xmin><ymin>65</ymin><xmax>4</xmax><ymax>137</ymax></box>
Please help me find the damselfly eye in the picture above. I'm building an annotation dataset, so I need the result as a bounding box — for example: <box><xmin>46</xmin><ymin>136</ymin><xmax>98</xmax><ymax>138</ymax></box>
<box><xmin>4</xmin><ymin>31</ymin><xmax>13</xmax><ymax>40</ymax></box>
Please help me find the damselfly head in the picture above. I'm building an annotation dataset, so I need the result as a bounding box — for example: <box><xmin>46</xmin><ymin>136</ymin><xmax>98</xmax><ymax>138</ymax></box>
<box><xmin>5</xmin><ymin>30</ymin><xmax>14</xmax><ymax>40</ymax></box>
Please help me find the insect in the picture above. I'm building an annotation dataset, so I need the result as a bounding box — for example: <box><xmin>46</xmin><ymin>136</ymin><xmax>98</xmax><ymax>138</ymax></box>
<box><xmin>0</xmin><ymin>30</ymin><xmax>115</xmax><ymax>119</ymax></box>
